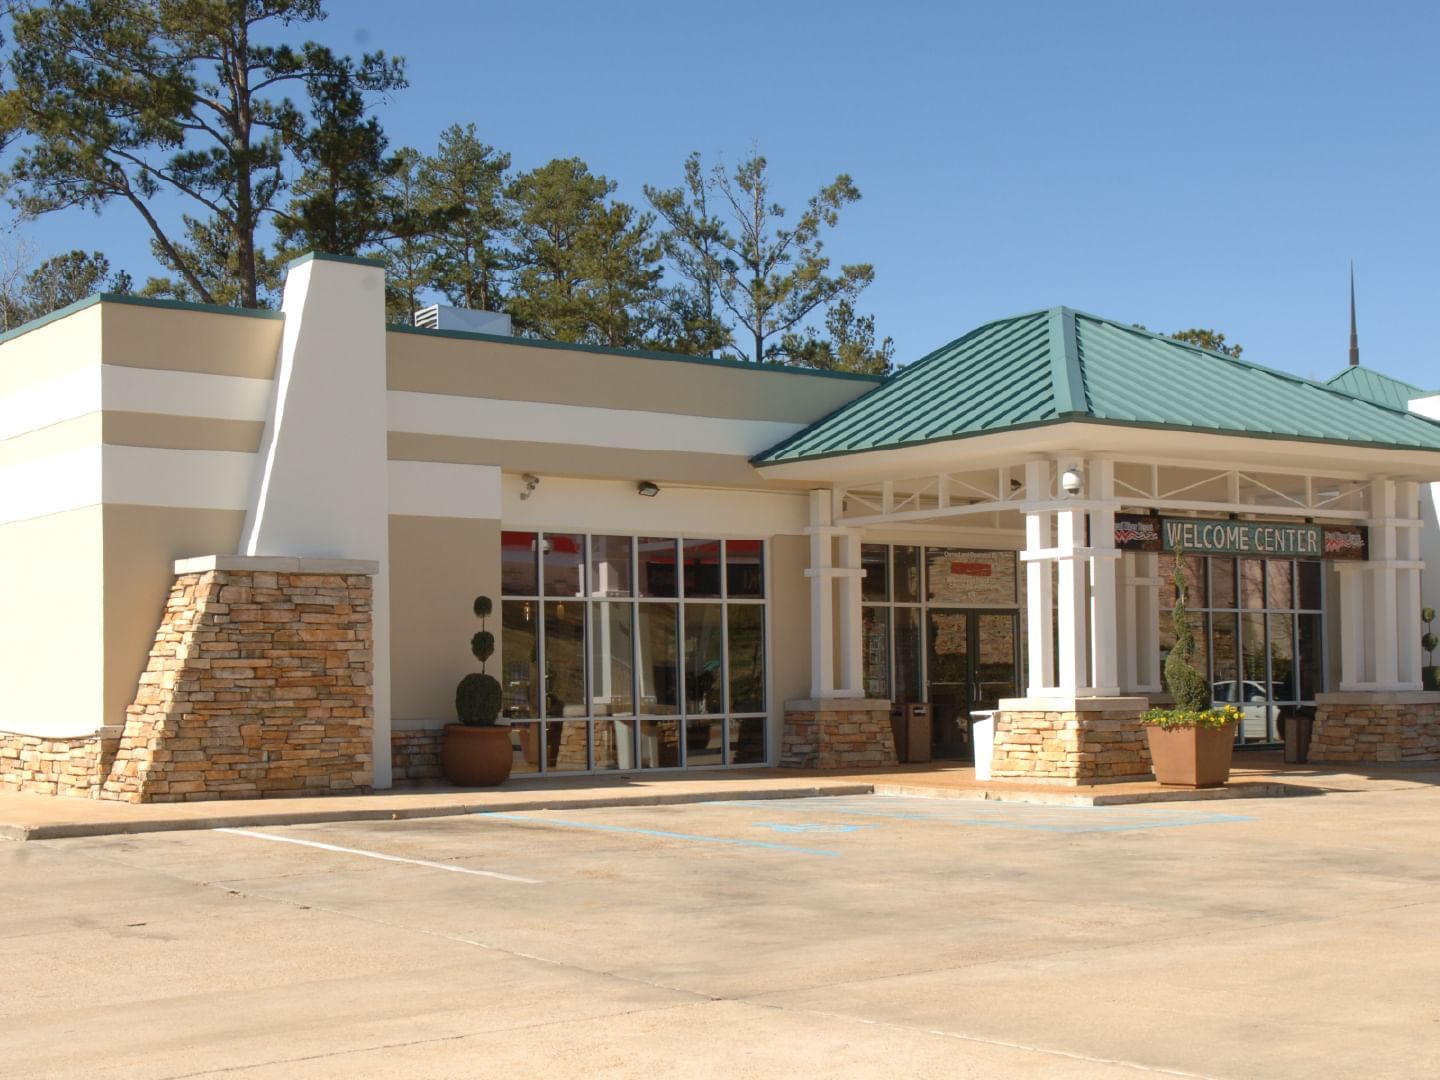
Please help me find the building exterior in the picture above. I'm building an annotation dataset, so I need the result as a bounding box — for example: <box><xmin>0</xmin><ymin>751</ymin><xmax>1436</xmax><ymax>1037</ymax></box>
<box><xmin>2</xmin><ymin>253</ymin><xmax>1438</xmax><ymax>800</ymax></box>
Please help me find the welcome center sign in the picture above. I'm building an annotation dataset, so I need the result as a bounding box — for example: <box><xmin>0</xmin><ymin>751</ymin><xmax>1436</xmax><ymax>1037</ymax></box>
<box><xmin>1113</xmin><ymin>515</ymin><xmax>1367</xmax><ymax>560</ymax></box>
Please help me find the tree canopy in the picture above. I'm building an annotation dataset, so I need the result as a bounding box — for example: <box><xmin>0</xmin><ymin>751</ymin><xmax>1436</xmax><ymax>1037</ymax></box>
<box><xmin>1</xmin><ymin>8</ymin><xmax>890</xmax><ymax>371</ymax></box>
<box><xmin>2</xmin><ymin>0</ymin><xmax>404</xmax><ymax>308</ymax></box>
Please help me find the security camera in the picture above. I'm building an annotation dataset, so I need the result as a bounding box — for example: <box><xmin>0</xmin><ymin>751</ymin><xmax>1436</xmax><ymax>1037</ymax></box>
<box><xmin>1060</xmin><ymin>466</ymin><xmax>1083</xmax><ymax>496</ymax></box>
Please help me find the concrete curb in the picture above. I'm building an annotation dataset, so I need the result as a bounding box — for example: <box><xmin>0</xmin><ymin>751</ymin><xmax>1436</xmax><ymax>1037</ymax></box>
<box><xmin>0</xmin><ymin>784</ymin><xmax>878</xmax><ymax>842</ymax></box>
<box><xmin>868</xmin><ymin>781</ymin><xmax>1306</xmax><ymax>806</ymax></box>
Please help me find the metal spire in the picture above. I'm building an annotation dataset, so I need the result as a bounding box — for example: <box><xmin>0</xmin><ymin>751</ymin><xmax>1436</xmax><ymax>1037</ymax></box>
<box><xmin>1348</xmin><ymin>262</ymin><xmax>1360</xmax><ymax>367</ymax></box>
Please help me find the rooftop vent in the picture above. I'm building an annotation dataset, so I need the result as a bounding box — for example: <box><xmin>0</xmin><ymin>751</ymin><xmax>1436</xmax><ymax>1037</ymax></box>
<box><xmin>413</xmin><ymin>304</ymin><xmax>512</xmax><ymax>337</ymax></box>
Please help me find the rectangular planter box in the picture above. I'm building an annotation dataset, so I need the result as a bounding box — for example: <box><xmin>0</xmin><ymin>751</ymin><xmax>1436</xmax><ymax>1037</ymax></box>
<box><xmin>1145</xmin><ymin>722</ymin><xmax>1236</xmax><ymax>788</ymax></box>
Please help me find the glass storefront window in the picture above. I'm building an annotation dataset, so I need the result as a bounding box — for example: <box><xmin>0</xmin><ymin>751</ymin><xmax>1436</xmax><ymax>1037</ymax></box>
<box><xmin>501</xmin><ymin>531</ymin><xmax>538</xmax><ymax>596</ymax></box>
<box><xmin>894</xmin><ymin>606</ymin><xmax>923</xmax><ymax>703</ymax></box>
<box><xmin>1240</xmin><ymin>559</ymin><xmax>1264</xmax><ymax>610</ymax></box>
<box><xmin>638</xmin><ymin>537</ymin><xmax>678</xmax><ymax>597</ymax></box>
<box><xmin>1297</xmin><ymin>562</ymin><xmax>1323</xmax><ymax>610</ymax></box>
<box><xmin>543</xmin><ymin>533</ymin><xmax>585</xmax><ymax>597</ymax></box>
<box><xmin>894</xmin><ymin>546</ymin><xmax>921</xmax><ymax>603</ymax></box>
<box><xmin>637</xmin><ymin>603</ymin><xmax>679</xmax><ymax>715</ymax></box>
<box><xmin>861</xmin><ymin>543</ymin><xmax>889</xmax><ymax>602</ymax></box>
<box><xmin>1159</xmin><ymin>554</ymin><xmax>1204</xmax><ymax>612</ymax></box>
<box><xmin>1297</xmin><ymin>613</ymin><xmax>1323</xmax><ymax>699</ymax></box>
<box><xmin>682</xmin><ymin>539</ymin><xmax>722</xmax><ymax>598</ymax></box>
<box><xmin>726</xmin><ymin>540</ymin><xmax>765</xmax><ymax>598</ymax></box>
<box><xmin>547</xmin><ymin>720</ymin><xmax>589</xmax><ymax>771</ymax></box>
<box><xmin>684</xmin><ymin>603</ymin><xmax>724</xmax><ymax>713</ymax></box>
<box><xmin>543</xmin><ymin>601</ymin><xmax>585</xmax><ymax>717</ymax></box>
<box><xmin>501</xmin><ymin>600</ymin><xmax>538</xmax><ymax>719</ymax></box>
<box><xmin>1160</xmin><ymin>553</ymin><xmax>1324</xmax><ymax>745</ymax></box>
<box><xmin>729</xmin><ymin>717</ymin><xmax>766</xmax><ymax>764</ymax></box>
<box><xmin>1269</xmin><ymin>613</ymin><xmax>1296</xmax><ymax>701</ymax></box>
<box><xmin>686</xmin><ymin>719</ymin><xmax>723</xmax><ymax>765</ymax></box>
<box><xmin>501</xmin><ymin>533</ymin><xmax>765</xmax><ymax>773</ymax></box>
<box><xmin>862</xmin><ymin>606</ymin><xmax>890</xmax><ymax>699</ymax></box>
<box><xmin>926</xmin><ymin>548</ymin><xmax>1017</xmax><ymax>606</ymax></box>
<box><xmin>1209</xmin><ymin>557</ymin><xmax>1236</xmax><ymax>610</ymax></box>
<box><xmin>590</xmin><ymin>602</ymin><xmax>634</xmax><ymax>716</ymax></box>
<box><xmin>640</xmin><ymin>718</ymin><xmax>681</xmax><ymax>768</ymax></box>
<box><xmin>1267</xmin><ymin>561</ymin><xmax>1293</xmax><ymax>611</ymax></box>
<box><xmin>727</xmin><ymin>605</ymin><xmax>765</xmax><ymax>713</ymax></box>
<box><xmin>588</xmin><ymin>535</ymin><xmax>632</xmax><ymax>597</ymax></box>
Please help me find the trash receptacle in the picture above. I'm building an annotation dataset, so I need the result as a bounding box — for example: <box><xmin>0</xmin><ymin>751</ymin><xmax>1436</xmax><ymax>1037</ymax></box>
<box><xmin>970</xmin><ymin>710</ymin><xmax>997</xmax><ymax>781</ymax></box>
<box><xmin>906</xmin><ymin>704</ymin><xmax>933</xmax><ymax>763</ymax></box>
<box><xmin>1283</xmin><ymin>708</ymin><xmax>1313</xmax><ymax>764</ymax></box>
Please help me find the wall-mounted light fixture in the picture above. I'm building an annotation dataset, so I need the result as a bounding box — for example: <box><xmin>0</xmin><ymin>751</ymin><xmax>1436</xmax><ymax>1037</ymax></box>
<box><xmin>1060</xmin><ymin>465</ymin><xmax>1084</xmax><ymax>496</ymax></box>
<box><xmin>637</xmin><ymin>480</ymin><xmax>660</xmax><ymax>497</ymax></box>
<box><xmin>520</xmin><ymin>473</ymin><xmax>540</xmax><ymax>500</ymax></box>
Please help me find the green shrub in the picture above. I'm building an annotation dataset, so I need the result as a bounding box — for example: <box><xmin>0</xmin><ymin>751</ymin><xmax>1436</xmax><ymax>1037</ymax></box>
<box><xmin>1162</xmin><ymin>549</ymin><xmax>1211</xmax><ymax>712</ymax></box>
<box><xmin>455</xmin><ymin>595</ymin><xmax>502</xmax><ymax>726</ymax></box>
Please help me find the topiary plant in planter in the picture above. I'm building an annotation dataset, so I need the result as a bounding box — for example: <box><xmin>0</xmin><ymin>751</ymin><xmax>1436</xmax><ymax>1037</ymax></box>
<box><xmin>1423</xmin><ymin>607</ymin><xmax>1439</xmax><ymax>692</ymax></box>
<box><xmin>441</xmin><ymin>595</ymin><xmax>513</xmax><ymax>786</ymax></box>
<box><xmin>1143</xmin><ymin>548</ymin><xmax>1241</xmax><ymax>787</ymax></box>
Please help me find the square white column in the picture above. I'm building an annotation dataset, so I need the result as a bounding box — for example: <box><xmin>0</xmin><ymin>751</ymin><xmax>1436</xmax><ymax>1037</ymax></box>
<box><xmin>1023</xmin><ymin>461</ymin><xmax>1055</xmax><ymax>696</ymax></box>
<box><xmin>1088</xmin><ymin>458</ymin><xmax>1121</xmax><ymax>696</ymax></box>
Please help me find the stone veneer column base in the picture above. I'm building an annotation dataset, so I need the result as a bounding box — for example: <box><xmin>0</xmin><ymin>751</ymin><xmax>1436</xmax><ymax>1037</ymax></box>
<box><xmin>0</xmin><ymin>727</ymin><xmax>122</xmax><ymax>798</ymax></box>
<box><xmin>1310</xmin><ymin>692</ymin><xmax>1440</xmax><ymax>763</ymax></box>
<box><xmin>781</xmin><ymin>699</ymin><xmax>896</xmax><ymax>769</ymax></box>
<box><xmin>991</xmin><ymin>697</ymin><xmax>1151</xmax><ymax>785</ymax></box>
<box><xmin>102</xmin><ymin>555</ymin><xmax>378</xmax><ymax>804</ymax></box>
<box><xmin>391</xmin><ymin>727</ymin><xmax>444</xmax><ymax>782</ymax></box>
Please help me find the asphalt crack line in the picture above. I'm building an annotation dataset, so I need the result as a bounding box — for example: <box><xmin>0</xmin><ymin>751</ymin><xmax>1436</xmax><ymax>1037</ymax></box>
<box><xmin>151</xmin><ymin>1000</ymin><xmax>711</xmax><ymax>1079</ymax></box>
<box><xmin>743</xmin><ymin>999</ymin><xmax>1221</xmax><ymax>1079</ymax></box>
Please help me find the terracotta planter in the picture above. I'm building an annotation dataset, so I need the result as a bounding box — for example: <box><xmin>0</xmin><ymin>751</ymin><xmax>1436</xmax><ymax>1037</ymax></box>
<box><xmin>441</xmin><ymin>724</ymin><xmax>514</xmax><ymax>787</ymax></box>
<box><xmin>1145</xmin><ymin>722</ymin><xmax>1236</xmax><ymax>788</ymax></box>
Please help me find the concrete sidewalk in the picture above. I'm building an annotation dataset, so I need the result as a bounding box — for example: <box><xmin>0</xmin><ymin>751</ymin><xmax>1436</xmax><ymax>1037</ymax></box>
<box><xmin>4</xmin><ymin>752</ymin><xmax>1438</xmax><ymax>841</ymax></box>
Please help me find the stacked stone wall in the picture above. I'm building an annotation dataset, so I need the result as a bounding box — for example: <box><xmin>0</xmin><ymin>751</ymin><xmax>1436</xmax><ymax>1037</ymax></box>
<box><xmin>781</xmin><ymin>701</ymin><xmax>896</xmax><ymax>769</ymax></box>
<box><xmin>991</xmin><ymin>705</ymin><xmax>1150</xmax><ymax>784</ymax></box>
<box><xmin>102</xmin><ymin>563</ymin><xmax>374</xmax><ymax>803</ymax></box>
<box><xmin>391</xmin><ymin>728</ymin><xmax>444</xmax><ymax>782</ymax></box>
<box><xmin>0</xmin><ymin>729</ymin><xmax>120</xmax><ymax>798</ymax></box>
<box><xmin>1310</xmin><ymin>696</ymin><xmax>1440</xmax><ymax>763</ymax></box>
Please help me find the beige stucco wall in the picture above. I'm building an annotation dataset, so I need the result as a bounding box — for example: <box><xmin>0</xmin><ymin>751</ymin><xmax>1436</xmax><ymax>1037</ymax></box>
<box><xmin>0</xmin><ymin>506</ymin><xmax>105</xmax><ymax>735</ymax></box>
<box><xmin>100</xmin><ymin>302</ymin><xmax>282</xmax><ymax>379</ymax></box>
<box><xmin>386</xmin><ymin>330</ymin><xmax>877</xmax><ymax>424</ymax></box>
<box><xmin>389</xmin><ymin>515</ymin><xmax>501</xmax><ymax>728</ymax></box>
<box><xmin>101</xmin><ymin>506</ymin><xmax>248</xmax><ymax>731</ymax></box>
<box><xmin>0</xmin><ymin>305</ymin><xmax>102</xmax><ymax>395</ymax></box>
<box><xmin>769</xmin><ymin>534</ymin><xmax>813</xmax><ymax>748</ymax></box>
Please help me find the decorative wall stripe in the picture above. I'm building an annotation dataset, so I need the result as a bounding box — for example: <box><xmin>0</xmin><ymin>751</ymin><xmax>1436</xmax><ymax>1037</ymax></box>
<box><xmin>387</xmin><ymin>389</ymin><xmax>803</xmax><ymax>457</ymax></box>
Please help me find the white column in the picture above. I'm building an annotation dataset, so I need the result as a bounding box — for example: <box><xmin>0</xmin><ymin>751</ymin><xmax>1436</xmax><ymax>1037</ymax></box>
<box><xmin>242</xmin><ymin>255</ymin><xmax>392</xmax><ymax>787</ymax></box>
<box><xmin>1056</xmin><ymin>499</ymin><xmax>1088</xmax><ymax>694</ymax></box>
<box><xmin>1023</xmin><ymin>461</ymin><xmax>1055</xmax><ymax>696</ymax></box>
<box><xmin>1338</xmin><ymin>565</ymin><xmax>1365</xmax><ymax>690</ymax></box>
<box><xmin>1397</xmin><ymin>481</ymin><xmax>1424</xmax><ymax>688</ymax></box>
<box><xmin>806</xmin><ymin>490</ymin><xmax>834</xmax><ymax>699</ymax></box>
<box><xmin>1088</xmin><ymin>458</ymin><xmax>1121</xmax><ymax>696</ymax></box>
<box><xmin>1118</xmin><ymin>553</ymin><xmax>1136</xmax><ymax>693</ymax></box>
<box><xmin>1372</xmin><ymin>478</ymin><xmax>1401</xmax><ymax>688</ymax></box>
<box><xmin>836</xmin><ymin>529</ymin><xmax>865</xmax><ymax>696</ymax></box>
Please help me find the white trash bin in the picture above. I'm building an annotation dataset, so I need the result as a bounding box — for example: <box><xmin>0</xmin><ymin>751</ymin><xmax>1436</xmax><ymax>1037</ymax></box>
<box><xmin>970</xmin><ymin>710</ymin><xmax>996</xmax><ymax>782</ymax></box>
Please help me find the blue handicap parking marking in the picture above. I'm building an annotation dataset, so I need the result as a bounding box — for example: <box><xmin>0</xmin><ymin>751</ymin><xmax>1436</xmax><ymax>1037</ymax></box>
<box><xmin>716</xmin><ymin>796</ymin><xmax>1255</xmax><ymax>834</ymax></box>
<box><xmin>752</xmin><ymin>822</ymin><xmax>876</xmax><ymax>835</ymax></box>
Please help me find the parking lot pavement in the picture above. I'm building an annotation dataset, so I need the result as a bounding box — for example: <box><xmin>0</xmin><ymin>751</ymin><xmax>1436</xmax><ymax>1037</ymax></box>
<box><xmin>5</xmin><ymin>790</ymin><xmax>1440</xmax><ymax>1078</ymax></box>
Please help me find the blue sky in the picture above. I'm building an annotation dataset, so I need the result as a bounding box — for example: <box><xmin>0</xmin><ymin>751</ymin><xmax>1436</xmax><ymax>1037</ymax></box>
<box><xmin>9</xmin><ymin>0</ymin><xmax>1440</xmax><ymax>389</ymax></box>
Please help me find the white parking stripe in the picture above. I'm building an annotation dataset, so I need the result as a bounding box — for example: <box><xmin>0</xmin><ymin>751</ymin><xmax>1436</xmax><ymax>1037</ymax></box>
<box><xmin>216</xmin><ymin>827</ymin><xmax>542</xmax><ymax>884</ymax></box>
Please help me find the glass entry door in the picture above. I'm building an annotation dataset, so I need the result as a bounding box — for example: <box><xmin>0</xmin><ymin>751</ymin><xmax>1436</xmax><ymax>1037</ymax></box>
<box><xmin>926</xmin><ymin>609</ymin><xmax>1019</xmax><ymax>759</ymax></box>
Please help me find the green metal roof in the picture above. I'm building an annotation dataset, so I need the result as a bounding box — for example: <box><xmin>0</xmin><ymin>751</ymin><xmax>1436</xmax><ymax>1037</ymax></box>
<box><xmin>755</xmin><ymin>307</ymin><xmax>1440</xmax><ymax>464</ymax></box>
<box><xmin>1324</xmin><ymin>365</ymin><xmax>1431</xmax><ymax>410</ymax></box>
